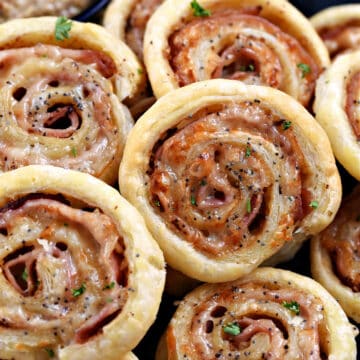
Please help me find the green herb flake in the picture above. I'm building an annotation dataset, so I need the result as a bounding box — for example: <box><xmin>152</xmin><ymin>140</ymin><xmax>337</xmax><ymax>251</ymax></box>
<box><xmin>309</xmin><ymin>200</ymin><xmax>319</xmax><ymax>209</ymax></box>
<box><xmin>72</xmin><ymin>283</ymin><xmax>86</xmax><ymax>297</ymax></box>
<box><xmin>106</xmin><ymin>297</ymin><xmax>113</xmax><ymax>303</ymax></box>
<box><xmin>154</xmin><ymin>199</ymin><xmax>161</xmax><ymax>207</ymax></box>
<box><xmin>245</xmin><ymin>146</ymin><xmax>251</xmax><ymax>157</ymax></box>
<box><xmin>223</xmin><ymin>322</ymin><xmax>241</xmax><ymax>336</ymax></box>
<box><xmin>200</xmin><ymin>179</ymin><xmax>207</xmax><ymax>186</ymax></box>
<box><xmin>246</xmin><ymin>198</ymin><xmax>251</xmax><ymax>213</ymax></box>
<box><xmin>103</xmin><ymin>281</ymin><xmax>115</xmax><ymax>290</ymax></box>
<box><xmin>55</xmin><ymin>16</ymin><xmax>72</xmax><ymax>41</ymax></box>
<box><xmin>137</xmin><ymin>68</ymin><xmax>143</xmax><ymax>75</ymax></box>
<box><xmin>190</xmin><ymin>0</ymin><xmax>211</xmax><ymax>17</ymax></box>
<box><xmin>282</xmin><ymin>300</ymin><xmax>300</xmax><ymax>315</ymax></box>
<box><xmin>282</xmin><ymin>120</ymin><xmax>292</xmax><ymax>130</ymax></box>
<box><xmin>71</xmin><ymin>147</ymin><xmax>77</xmax><ymax>157</ymax></box>
<box><xmin>191</xmin><ymin>194</ymin><xmax>197</xmax><ymax>206</ymax></box>
<box><xmin>297</xmin><ymin>63</ymin><xmax>311</xmax><ymax>78</ymax></box>
<box><xmin>240</xmin><ymin>64</ymin><xmax>255</xmax><ymax>72</ymax></box>
<box><xmin>21</xmin><ymin>269</ymin><xmax>28</xmax><ymax>281</ymax></box>
<box><xmin>45</xmin><ymin>348</ymin><xmax>55</xmax><ymax>358</ymax></box>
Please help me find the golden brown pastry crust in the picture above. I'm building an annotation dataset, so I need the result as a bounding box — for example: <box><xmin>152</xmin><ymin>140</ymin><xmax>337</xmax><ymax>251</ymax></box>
<box><xmin>314</xmin><ymin>49</ymin><xmax>360</xmax><ymax>180</ymax></box>
<box><xmin>103</xmin><ymin>0</ymin><xmax>134</xmax><ymax>41</ymax></box>
<box><xmin>143</xmin><ymin>0</ymin><xmax>329</xmax><ymax>103</ymax></box>
<box><xmin>103</xmin><ymin>0</ymin><xmax>162</xmax><ymax>119</ymax></box>
<box><xmin>311</xmin><ymin>4</ymin><xmax>360</xmax><ymax>58</ymax></box>
<box><xmin>0</xmin><ymin>17</ymin><xmax>145</xmax><ymax>184</ymax></box>
<box><xmin>157</xmin><ymin>267</ymin><xmax>358</xmax><ymax>360</ymax></box>
<box><xmin>119</xmin><ymin>79</ymin><xmax>341</xmax><ymax>282</ymax></box>
<box><xmin>311</xmin><ymin>184</ymin><xmax>360</xmax><ymax>322</ymax></box>
<box><xmin>0</xmin><ymin>165</ymin><xmax>165</xmax><ymax>359</ymax></box>
<box><xmin>103</xmin><ymin>0</ymin><xmax>163</xmax><ymax>62</ymax></box>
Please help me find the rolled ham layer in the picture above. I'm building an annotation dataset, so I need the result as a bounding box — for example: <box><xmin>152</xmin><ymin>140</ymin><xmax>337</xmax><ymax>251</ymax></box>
<box><xmin>159</xmin><ymin>268</ymin><xmax>357</xmax><ymax>360</ymax></box>
<box><xmin>0</xmin><ymin>43</ymin><xmax>124</xmax><ymax>181</ymax></box>
<box><xmin>311</xmin><ymin>5</ymin><xmax>360</xmax><ymax>58</ymax></box>
<box><xmin>0</xmin><ymin>194</ymin><xmax>128</xmax><ymax>355</ymax></box>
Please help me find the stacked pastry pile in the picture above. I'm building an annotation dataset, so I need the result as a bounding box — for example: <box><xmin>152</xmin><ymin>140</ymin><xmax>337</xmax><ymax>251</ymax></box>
<box><xmin>0</xmin><ymin>0</ymin><xmax>358</xmax><ymax>358</ymax></box>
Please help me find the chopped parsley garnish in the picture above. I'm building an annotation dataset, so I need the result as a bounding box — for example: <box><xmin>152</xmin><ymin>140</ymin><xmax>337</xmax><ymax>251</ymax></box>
<box><xmin>55</xmin><ymin>16</ymin><xmax>72</xmax><ymax>41</ymax></box>
<box><xmin>245</xmin><ymin>146</ymin><xmax>251</xmax><ymax>157</ymax></box>
<box><xmin>282</xmin><ymin>300</ymin><xmax>300</xmax><ymax>315</ymax></box>
<box><xmin>246</xmin><ymin>198</ymin><xmax>252</xmax><ymax>213</ymax></box>
<box><xmin>72</xmin><ymin>283</ymin><xmax>86</xmax><ymax>297</ymax></box>
<box><xmin>45</xmin><ymin>348</ymin><xmax>55</xmax><ymax>358</ymax></box>
<box><xmin>21</xmin><ymin>269</ymin><xmax>28</xmax><ymax>281</ymax></box>
<box><xmin>297</xmin><ymin>63</ymin><xmax>311</xmax><ymax>78</ymax></box>
<box><xmin>103</xmin><ymin>281</ymin><xmax>115</xmax><ymax>290</ymax></box>
<box><xmin>223</xmin><ymin>322</ymin><xmax>242</xmax><ymax>336</ymax></box>
<box><xmin>190</xmin><ymin>0</ymin><xmax>211</xmax><ymax>17</ymax></box>
<box><xmin>191</xmin><ymin>194</ymin><xmax>197</xmax><ymax>206</ymax></box>
<box><xmin>154</xmin><ymin>199</ymin><xmax>161</xmax><ymax>207</ymax></box>
<box><xmin>106</xmin><ymin>297</ymin><xmax>113</xmax><ymax>303</ymax></box>
<box><xmin>71</xmin><ymin>147</ymin><xmax>77</xmax><ymax>157</ymax></box>
<box><xmin>240</xmin><ymin>64</ymin><xmax>255</xmax><ymax>72</ymax></box>
<box><xmin>137</xmin><ymin>68</ymin><xmax>143</xmax><ymax>75</ymax></box>
<box><xmin>309</xmin><ymin>200</ymin><xmax>319</xmax><ymax>209</ymax></box>
<box><xmin>282</xmin><ymin>120</ymin><xmax>292</xmax><ymax>130</ymax></box>
<box><xmin>200</xmin><ymin>179</ymin><xmax>207</xmax><ymax>186</ymax></box>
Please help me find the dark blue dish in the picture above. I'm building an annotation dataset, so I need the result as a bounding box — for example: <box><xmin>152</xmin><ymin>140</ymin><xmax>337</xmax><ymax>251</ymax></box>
<box><xmin>291</xmin><ymin>0</ymin><xmax>357</xmax><ymax>17</ymax></box>
<box><xmin>73</xmin><ymin>0</ymin><xmax>111</xmax><ymax>22</ymax></box>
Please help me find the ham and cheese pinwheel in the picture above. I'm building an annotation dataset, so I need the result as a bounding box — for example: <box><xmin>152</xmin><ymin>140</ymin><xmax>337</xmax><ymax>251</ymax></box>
<box><xmin>0</xmin><ymin>17</ymin><xmax>145</xmax><ymax>184</ymax></box>
<box><xmin>156</xmin><ymin>267</ymin><xmax>357</xmax><ymax>360</ymax></box>
<box><xmin>143</xmin><ymin>0</ymin><xmax>329</xmax><ymax>107</ymax></box>
<box><xmin>312</xmin><ymin>184</ymin><xmax>360</xmax><ymax>322</ymax></box>
<box><xmin>103</xmin><ymin>0</ymin><xmax>163</xmax><ymax>62</ymax></box>
<box><xmin>314</xmin><ymin>49</ymin><xmax>360</xmax><ymax>180</ymax></box>
<box><xmin>311</xmin><ymin>4</ymin><xmax>360</xmax><ymax>59</ymax></box>
<box><xmin>103</xmin><ymin>0</ymin><xmax>163</xmax><ymax>118</ymax></box>
<box><xmin>0</xmin><ymin>165</ymin><xmax>165</xmax><ymax>360</ymax></box>
<box><xmin>119</xmin><ymin>80</ymin><xmax>341</xmax><ymax>282</ymax></box>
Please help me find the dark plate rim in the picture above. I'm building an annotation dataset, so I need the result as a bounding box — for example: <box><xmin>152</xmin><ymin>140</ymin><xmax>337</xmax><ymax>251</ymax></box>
<box><xmin>73</xmin><ymin>0</ymin><xmax>111</xmax><ymax>22</ymax></box>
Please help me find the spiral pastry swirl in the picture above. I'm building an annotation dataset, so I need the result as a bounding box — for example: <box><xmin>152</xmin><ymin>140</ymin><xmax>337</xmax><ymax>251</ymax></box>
<box><xmin>311</xmin><ymin>4</ymin><xmax>360</xmax><ymax>59</ymax></box>
<box><xmin>143</xmin><ymin>0</ymin><xmax>329</xmax><ymax>106</ymax></box>
<box><xmin>156</xmin><ymin>268</ymin><xmax>357</xmax><ymax>360</ymax></box>
<box><xmin>119</xmin><ymin>80</ymin><xmax>341</xmax><ymax>282</ymax></box>
<box><xmin>0</xmin><ymin>165</ymin><xmax>165</xmax><ymax>359</ymax></box>
<box><xmin>0</xmin><ymin>17</ymin><xmax>145</xmax><ymax>184</ymax></box>
<box><xmin>103</xmin><ymin>0</ymin><xmax>163</xmax><ymax>61</ymax></box>
<box><xmin>314</xmin><ymin>49</ymin><xmax>360</xmax><ymax>180</ymax></box>
<box><xmin>103</xmin><ymin>0</ymin><xmax>163</xmax><ymax>118</ymax></box>
<box><xmin>311</xmin><ymin>185</ymin><xmax>360</xmax><ymax>322</ymax></box>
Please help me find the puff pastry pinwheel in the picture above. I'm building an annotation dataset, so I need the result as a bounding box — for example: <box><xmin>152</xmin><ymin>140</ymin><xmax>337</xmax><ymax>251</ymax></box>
<box><xmin>156</xmin><ymin>267</ymin><xmax>358</xmax><ymax>360</ymax></box>
<box><xmin>143</xmin><ymin>0</ymin><xmax>329</xmax><ymax>107</ymax></box>
<box><xmin>103</xmin><ymin>0</ymin><xmax>163</xmax><ymax>61</ymax></box>
<box><xmin>0</xmin><ymin>165</ymin><xmax>165</xmax><ymax>360</ymax></box>
<box><xmin>103</xmin><ymin>0</ymin><xmax>162</xmax><ymax>118</ymax></box>
<box><xmin>314</xmin><ymin>49</ymin><xmax>360</xmax><ymax>180</ymax></box>
<box><xmin>0</xmin><ymin>17</ymin><xmax>145</xmax><ymax>184</ymax></box>
<box><xmin>119</xmin><ymin>79</ymin><xmax>341</xmax><ymax>282</ymax></box>
<box><xmin>311</xmin><ymin>184</ymin><xmax>360</xmax><ymax>322</ymax></box>
<box><xmin>311</xmin><ymin>4</ymin><xmax>360</xmax><ymax>59</ymax></box>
